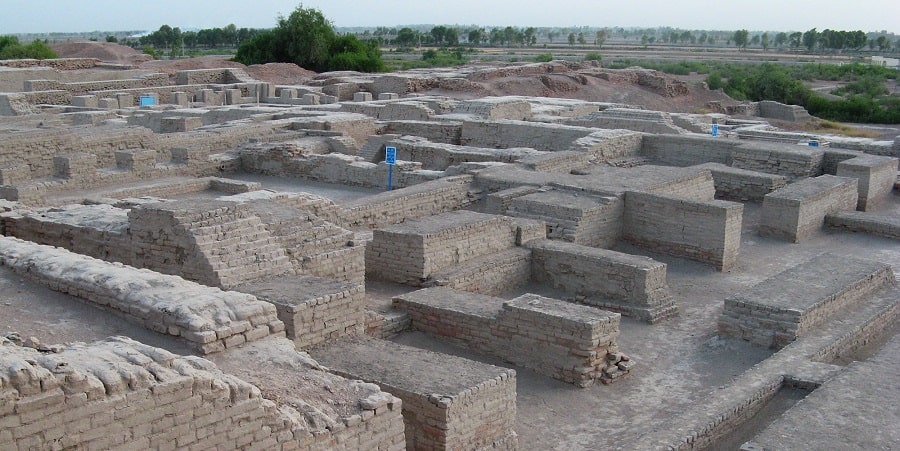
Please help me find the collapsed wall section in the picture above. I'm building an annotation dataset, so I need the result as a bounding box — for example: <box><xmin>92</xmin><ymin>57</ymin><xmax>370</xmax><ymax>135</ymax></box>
<box><xmin>623</xmin><ymin>191</ymin><xmax>743</xmax><ymax>271</ymax></box>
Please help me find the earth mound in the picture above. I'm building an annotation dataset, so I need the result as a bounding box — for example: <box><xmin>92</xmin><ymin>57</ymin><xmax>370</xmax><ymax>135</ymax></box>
<box><xmin>51</xmin><ymin>40</ymin><xmax>151</xmax><ymax>65</ymax></box>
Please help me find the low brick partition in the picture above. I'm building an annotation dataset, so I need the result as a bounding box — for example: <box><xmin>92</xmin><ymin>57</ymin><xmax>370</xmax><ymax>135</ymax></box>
<box><xmin>341</xmin><ymin>175</ymin><xmax>474</xmax><ymax>229</ymax></box>
<box><xmin>694</xmin><ymin>162</ymin><xmax>788</xmax><ymax>202</ymax></box>
<box><xmin>0</xmin><ymin>336</ymin><xmax>405</xmax><ymax>450</ymax></box>
<box><xmin>311</xmin><ymin>336</ymin><xmax>518</xmax><ymax>450</ymax></box>
<box><xmin>0</xmin><ymin>236</ymin><xmax>285</xmax><ymax>354</ymax></box>
<box><xmin>236</xmin><ymin>276</ymin><xmax>364</xmax><ymax>349</ymax></box>
<box><xmin>506</xmin><ymin>189</ymin><xmax>624</xmax><ymax>248</ymax></box>
<box><xmin>835</xmin><ymin>154</ymin><xmax>898</xmax><ymax>211</ymax></box>
<box><xmin>427</xmin><ymin>246</ymin><xmax>533</xmax><ymax>296</ymax></box>
<box><xmin>365</xmin><ymin>210</ymin><xmax>522</xmax><ymax>285</ymax></box>
<box><xmin>731</xmin><ymin>142</ymin><xmax>825</xmax><ymax>181</ymax></box>
<box><xmin>759</xmin><ymin>175</ymin><xmax>859</xmax><ymax>242</ymax></box>
<box><xmin>641</xmin><ymin>134</ymin><xmax>741</xmax><ymax>167</ymax></box>
<box><xmin>394</xmin><ymin>287</ymin><xmax>632</xmax><ymax>386</ymax></box>
<box><xmin>623</xmin><ymin>190</ymin><xmax>744</xmax><ymax>271</ymax></box>
<box><xmin>718</xmin><ymin>252</ymin><xmax>894</xmax><ymax>349</ymax></box>
<box><xmin>530</xmin><ymin>239</ymin><xmax>677</xmax><ymax>322</ymax></box>
<box><xmin>826</xmin><ymin>211</ymin><xmax>900</xmax><ymax>240</ymax></box>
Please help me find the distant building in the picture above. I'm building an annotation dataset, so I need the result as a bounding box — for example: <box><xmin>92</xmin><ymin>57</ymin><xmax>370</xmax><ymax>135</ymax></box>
<box><xmin>871</xmin><ymin>55</ymin><xmax>900</xmax><ymax>69</ymax></box>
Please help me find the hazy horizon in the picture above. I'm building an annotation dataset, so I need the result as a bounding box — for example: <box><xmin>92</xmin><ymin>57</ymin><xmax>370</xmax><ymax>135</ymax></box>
<box><xmin>2</xmin><ymin>1</ymin><xmax>898</xmax><ymax>35</ymax></box>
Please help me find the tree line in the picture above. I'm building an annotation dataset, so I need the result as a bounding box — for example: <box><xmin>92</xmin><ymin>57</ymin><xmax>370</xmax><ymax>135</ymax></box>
<box><xmin>0</xmin><ymin>36</ymin><xmax>56</xmax><ymax>60</ymax></box>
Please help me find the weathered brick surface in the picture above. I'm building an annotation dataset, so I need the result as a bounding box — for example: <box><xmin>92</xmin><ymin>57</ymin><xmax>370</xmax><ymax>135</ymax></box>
<box><xmin>311</xmin><ymin>337</ymin><xmax>518</xmax><ymax>450</ymax></box>
<box><xmin>394</xmin><ymin>287</ymin><xmax>632</xmax><ymax>386</ymax></box>
<box><xmin>0</xmin><ymin>336</ymin><xmax>405</xmax><ymax>451</ymax></box>
<box><xmin>718</xmin><ymin>252</ymin><xmax>894</xmax><ymax>348</ymax></box>
<box><xmin>623</xmin><ymin>190</ymin><xmax>743</xmax><ymax>271</ymax></box>
<box><xmin>0</xmin><ymin>237</ymin><xmax>284</xmax><ymax>354</ymax></box>
<box><xmin>366</xmin><ymin>210</ymin><xmax>521</xmax><ymax>284</ymax></box>
<box><xmin>695</xmin><ymin>162</ymin><xmax>788</xmax><ymax>202</ymax></box>
<box><xmin>759</xmin><ymin>175</ymin><xmax>859</xmax><ymax>242</ymax></box>
<box><xmin>237</xmin><ymin>276</ymin><xmax>365</xmax><ymax>349</ymax></box>
<box><xmin>835</xmin><ymin>154</ymin><xmax>898</xmax><ymax>211</ymax></box>
<box><xmin>530</xmin><ymin>239</ymin><xmax>677</xmax><ymax>322</ymax></box>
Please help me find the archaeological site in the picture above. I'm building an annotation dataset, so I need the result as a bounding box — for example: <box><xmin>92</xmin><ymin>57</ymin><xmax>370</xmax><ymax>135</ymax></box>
<box><xmin>0</xmin><ymin>54</ymin><xmax>897</xmax><ymax>450</ymax></box>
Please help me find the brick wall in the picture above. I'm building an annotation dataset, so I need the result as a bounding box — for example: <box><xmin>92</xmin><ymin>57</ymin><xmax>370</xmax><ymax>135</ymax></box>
<box><xmin>530</xmin><ymin>239</ymin><xmax>677</xmax><ymax>323</ymax></box>
<box><xmin>835</xmin><ymin>155</ymin><xmax>898</xmax><ymax>211</ymax></box>
<box><xmin>695</xmin><ymin>163</ymin><xmax>788</xmax><ymax>202</ymax></box>
<box><xmin>718</xmin><ymin>253</ymin><xmax>894</xmax><ymax>348</ymax></box>
<box><xmin>395</xmin><ymin>288</ymin><xmax>632</xmax><ymax>387</ymax></box>
<box><xmin>460</xmin><ymin>119</ymin><xmax>596</xmax><ymax>151</ymax></box>
<box><xmin>0</xmin><ymin>336</ymin><xmax>405</xmax><ymax>450</ymax></box>
<box><xmin>0</xmin><ymin>237</ymin><xmax>285</xmax><ymax>354</ymax></box>
<box><xmin>623</xmin><ymin>191</ymin><xmax>743</xmax><ymax>271</ymax></box>
<box><xmin>759</xmin><ymin>175</ymin><xmax>859</xmax><ymax>242</ymax></box>
<box><xmin>641</xmin><ymin>134</ymin><xmax>740</xmax><ymax>167</ymax></box>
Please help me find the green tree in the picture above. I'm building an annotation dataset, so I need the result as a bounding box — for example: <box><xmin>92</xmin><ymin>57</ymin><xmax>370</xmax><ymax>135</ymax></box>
<box><xmin>577</xmin><ymin>32</ymin><xmax>586</xmax><ymax>46</ymax></box>
<box><xmin>0</xmin><ymin>36</ymin><xmax>57</xmax><ymax>60</ymax></box>
<box><xmin>234</xmin><ymin>6</ymin><xmax>384</xmax><ymax>72</ymax></box>
<box><xmin>547</xmin><ymin>31</ymin><xmax>557</xmax><ymax>43</ymax></box>
<box><xmin>774</xmin><ymin>32</ymin><xmax>788</xmax><ymax>47</ymax></box>
<box><xmin>395</xmin><ymin>27</ymin><xmax>418</xmax><ymax>47</ymax></box>
<box><xmin>595</xmin><ymin>29</ymin><xmax>608</xmax><ymax>47</ymax></box>
<box><xmin>732</xmin><ymin>29</ymin><xmax>749</xmax><ymax>49</ymax></box>
<box><xmin>803</xmin><ymin>28</ymin><xmax>819</xmax><ymax>51</ymax></box>
<box><xmin>274</xmin><ymin>7</ymin><xmax>335</xmax><ymax>71</ymax></box>
<box><xmin>761</xmin><ymin>32</ymin><xmax>770</xmax><ymax>51</ymax></box>
<box><xmin>568</xmin><ymin>32</ymin><xmax>575</xmax><ymax>46</ymax></box>
<box><xmin>468</xmin><ymin>28</ymin><xmax>484</xmax><ymax>46</ymax></box>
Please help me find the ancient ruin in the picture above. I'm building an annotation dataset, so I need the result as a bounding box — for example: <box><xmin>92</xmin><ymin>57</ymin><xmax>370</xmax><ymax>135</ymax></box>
<box><xmin>0</xmin><ymin>56</ymin><xmax>898</xmax><ymax>450</ymax></box>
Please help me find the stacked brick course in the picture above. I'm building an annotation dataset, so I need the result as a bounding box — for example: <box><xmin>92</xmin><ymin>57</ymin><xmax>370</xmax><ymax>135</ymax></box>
<box><xmin>0</xmin><ymin>237</ymin><xmax>285</xmax><ymax>354</ymax></box>
<box><xmin>718</xmin><ymin>253</ymin><xmax>894</xmax><ymax>348</ymax></box>
<box><xmin>311</xmin><ymin>337</ymin><xmax>518</xmax><ymax>450</ymax></box>
<box><xmin>394</xmin><ymin>288</ymin><xmax>631</xmax><ymax>386</ymax></box>
<box><xmin>530</xmin><ymin>239</ymin><xmax>677</xmax><ymax>322</ymax></box>
<box><xmin>0</xmin><ymin>336</ymin><xmax>405</xmax><ymax>450</ymax></box>
<box><xmin>623</xmin><ymin>190</ymin><xmax>743</xmax><ymax>271</ymax></box>
<box><xmin>759</xmin><ymin>175</ymin><xmax>859</xmax><ymax>242</ymax></box>
<box><xmin>237</xmin><ymin>276</ymin><xmax>364</xmax><ymax>348</ymax></box>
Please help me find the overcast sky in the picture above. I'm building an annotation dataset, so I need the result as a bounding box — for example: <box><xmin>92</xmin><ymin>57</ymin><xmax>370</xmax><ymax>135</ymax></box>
<box><xmin>2</xmin><ymin>0</ymin><xmax>897</xmax><ymax>34</ymax></box>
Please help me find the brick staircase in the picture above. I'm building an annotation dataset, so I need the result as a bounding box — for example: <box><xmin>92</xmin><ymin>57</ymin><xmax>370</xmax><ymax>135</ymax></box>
<box><xmin>181</xmin><ymin>206</ymin><xmax>293</xmax><ymax>288</ymax></box>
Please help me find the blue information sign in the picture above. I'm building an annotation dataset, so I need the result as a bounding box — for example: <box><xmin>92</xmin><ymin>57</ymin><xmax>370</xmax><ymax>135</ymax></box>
<box><xmin>711</xmin><ymin>124</ymin><xmax>719</xmax><ymax>137</ymax></box>
<box><xmin>385</xmin><ymin>146</ymin><xmax>397</xmax><ymax>191</ymax></box>
<box><xmin>385</xmin><ymin>146</ymin><xmax>397</xmax><ymax>165</ymax></box>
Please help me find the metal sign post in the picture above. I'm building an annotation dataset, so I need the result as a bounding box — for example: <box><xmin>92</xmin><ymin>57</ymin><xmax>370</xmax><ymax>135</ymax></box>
<box><xmin>385</xmin><ymin>146</ymin><xmax>397</xmax><ymax>191</ymax></box>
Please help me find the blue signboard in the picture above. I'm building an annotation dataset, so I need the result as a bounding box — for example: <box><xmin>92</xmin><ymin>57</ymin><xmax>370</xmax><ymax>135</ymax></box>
<box><xmin>385</xmin><ymin>146</ymin><xmax>397</xmax><ymax>165</ymax></box>
<box><xmin>711</xmin><ymin>124</ymin><xmax>719</xmax><ymax>137</ymax></box>
<box><xmin>808</xmin><ymin>140</ymin><xmax>819</xmax><ymax>147</ymax></box>
<box><xmin>139</xmin><ymin>95</ymin><xmax>156</xmax><ymax>107</ymax></box>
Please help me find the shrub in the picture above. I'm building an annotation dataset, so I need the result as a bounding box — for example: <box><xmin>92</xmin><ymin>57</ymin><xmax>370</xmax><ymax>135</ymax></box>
<box><xmin>534</xmin><ymin>53</ymin><xmax>553</xmax><ymax>62</ymax></box>
<box><xmin>584</xmin><ymin>52</ymin><xmax>602</xmax><ymax>62</ymax></box>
